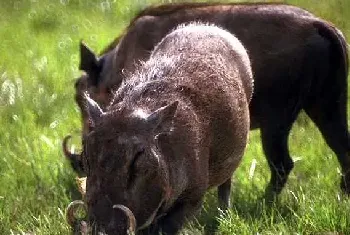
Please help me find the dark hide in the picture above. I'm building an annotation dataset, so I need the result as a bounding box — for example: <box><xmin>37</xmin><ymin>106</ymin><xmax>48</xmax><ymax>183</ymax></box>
<box><xmin>82</xmin><ymin>23</ymin><xmax>253</xmax><ymax>234</ymax></box>
<box><xmin>72</xmin><ymin>2</ymin><xmax>349</xmax><ymax>195</ymax></box>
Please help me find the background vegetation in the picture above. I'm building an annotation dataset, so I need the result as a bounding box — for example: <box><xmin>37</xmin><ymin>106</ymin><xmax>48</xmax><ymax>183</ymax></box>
<box><xmin>0</xmin><ymin>0</ymin><xmax>349</xmax><ymax>234</ymax></box>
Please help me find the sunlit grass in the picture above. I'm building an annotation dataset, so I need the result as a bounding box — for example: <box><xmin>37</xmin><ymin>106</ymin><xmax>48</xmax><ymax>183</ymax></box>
<box><xmin>0</xmin><ymin>0</ymin><xmax>349</xmax><ymax>234</ymax></box>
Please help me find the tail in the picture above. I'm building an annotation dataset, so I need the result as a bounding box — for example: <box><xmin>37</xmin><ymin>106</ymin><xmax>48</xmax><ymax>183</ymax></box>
<box><xmin>313</xmin><ymin>20</ymin><xmax>349</xmax><ymax>85</ymax></box>
<box><xmin>313</xmin><ymin>20</ymin><xmax>349</xmax><ymax>147</ymax></box>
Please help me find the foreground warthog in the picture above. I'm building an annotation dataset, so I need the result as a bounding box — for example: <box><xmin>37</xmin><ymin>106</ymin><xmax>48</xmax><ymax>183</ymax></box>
<box><xmin>66</xmin><ymin>2</ymin><xmax>349</xmax><ymax>195</ymax></box>
<box><xmin>77</xmin><ymin>23</ymin><xmax>253</xmax><ymax>234</ymax></box>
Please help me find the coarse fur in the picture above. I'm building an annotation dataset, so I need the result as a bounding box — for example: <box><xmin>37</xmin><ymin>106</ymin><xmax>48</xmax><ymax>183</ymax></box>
<box><xmin>81</xmin><ymin>23</ymin><xmax>253</xmax><ymax>234</ymax></box>
<box><xmin>69</xmin><ymin>2</ymin><xmax>349</xmax><ymax>196</ymax></box>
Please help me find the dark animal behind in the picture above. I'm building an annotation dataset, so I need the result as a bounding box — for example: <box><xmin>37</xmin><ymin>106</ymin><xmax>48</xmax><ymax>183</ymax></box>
<box><xmin>70</xmin><ymin>2</ymin><xmax>349</xmax><ymax>196</ymax></box>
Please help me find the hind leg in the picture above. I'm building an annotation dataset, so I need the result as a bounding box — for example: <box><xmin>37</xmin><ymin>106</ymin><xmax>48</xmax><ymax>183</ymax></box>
<box><xmin>261</xmin><ymin>121</ymin><xmax>295</xmax><ymax>197</ymax></box>
<box><xmin>250</xmin><ymin>93</ymin><xmax>301</xmax><ymax>198</ymax></box>
<box><xmin>218</xmin><ymin>178</ymin><xmax>231</xmax><ymax>210</ymax></box>
<box><xmin>305</xmin><ymin>97</ymin><xmax>350</xmax><ymax>194</ymax></box>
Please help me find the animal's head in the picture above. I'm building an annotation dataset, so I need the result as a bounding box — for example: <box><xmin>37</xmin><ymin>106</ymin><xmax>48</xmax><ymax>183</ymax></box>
<box><xmin>82</xmin><ymin>94</ymin><xmax>178</xmax><ymax>233</ymax></box>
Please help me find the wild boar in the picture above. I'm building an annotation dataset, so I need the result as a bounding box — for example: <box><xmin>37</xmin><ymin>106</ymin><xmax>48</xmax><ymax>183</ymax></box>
<box><xmin>77</xmin><ymin>23</ymin><xmax>253</xmax><ymax>234</ymax></box>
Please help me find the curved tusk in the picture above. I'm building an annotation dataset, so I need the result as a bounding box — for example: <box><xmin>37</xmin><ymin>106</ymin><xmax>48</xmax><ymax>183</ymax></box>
<box><xmin>66</xmin><ymin>200</ymin><xmax>87</xmax><ymax>227</ymax></box>
<box><xmin>63</xmin><ymin>135</ymin><xmax>87</xmax><ymax>176</ymax></box>
<box><xmin>112</xmin><ymin>204</ymin><xmax>137</xmax><ymax>235</ymax></box>
<box><xmin>62</xmin><ymin>135</ymin><xmax>78</xmax><ymax>159</ymax></box>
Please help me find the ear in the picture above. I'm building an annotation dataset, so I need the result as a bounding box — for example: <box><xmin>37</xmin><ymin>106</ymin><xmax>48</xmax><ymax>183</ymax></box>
<box><xmin>79</xmin><ymin>40</ymin><xmax>99</xmax><ymax>73</ymax></box>
<box><xmin>84</xmin><ymin>92</ymin><xmax>104</xmax><ymax>127</ymax></box>
<box><xmin>146</xmin><ymin>101</ymin><xmax>179</xmax><ymax>131</ymax></box>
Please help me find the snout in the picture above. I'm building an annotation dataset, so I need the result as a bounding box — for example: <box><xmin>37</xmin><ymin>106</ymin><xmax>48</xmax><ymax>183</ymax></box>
<box><xmin>67</xmin><ymin>200</ymin><xmax>136</xmax><ymax>235</ymax></box>
<box><xmin>91</xmin><ymin>203</ymin><xmax>136</xmax><ymax>235</ymax></box>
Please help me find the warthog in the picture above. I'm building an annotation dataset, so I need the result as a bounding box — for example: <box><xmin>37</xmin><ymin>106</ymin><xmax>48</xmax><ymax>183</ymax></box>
<box><xmin>64</xmin><ymin>2</ymin><xmax>349</xmax><ymax>195</ymax></box>
<box><xmin>71</xmin><ymin>23</ymin><xmax>253</xmax><ymax>234</ymax></box>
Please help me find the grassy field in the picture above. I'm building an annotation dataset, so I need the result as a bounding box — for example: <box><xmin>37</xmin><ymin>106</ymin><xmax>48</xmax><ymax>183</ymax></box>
<box><xmin>0</xmin><ymin>0</ymin><xmax>349</xmax><ymax>234</ymax></box>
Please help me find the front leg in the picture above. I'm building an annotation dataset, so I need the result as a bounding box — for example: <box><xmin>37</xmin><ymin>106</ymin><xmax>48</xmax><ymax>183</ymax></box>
<box><xmin>218</xmin><ymin>178</ymin><xmax>231</xmax><ymax>210</ymax></box>
<box><xmin>157</xmin><ymin>198</ymin><xmax>203</xmax><ymax>235</ymax></box>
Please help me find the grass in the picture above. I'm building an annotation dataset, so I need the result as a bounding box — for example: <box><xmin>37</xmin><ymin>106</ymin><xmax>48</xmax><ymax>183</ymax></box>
<box><xmin>0</xmin><ymin>0</ymin><xmax>349</xmax><ymax>234</ymax></box>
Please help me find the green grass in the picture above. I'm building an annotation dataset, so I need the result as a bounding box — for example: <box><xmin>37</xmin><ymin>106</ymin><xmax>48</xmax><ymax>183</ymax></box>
<box><xmin>0</xmin><ymin>0</ymin><xmax>349</xmax><ymax>234</ymax></box>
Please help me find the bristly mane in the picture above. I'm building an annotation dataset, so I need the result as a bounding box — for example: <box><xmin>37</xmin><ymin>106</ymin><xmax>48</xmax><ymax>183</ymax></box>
<box><xmin>99</xmin><ymin>1</ymin><xmax>292</xmax><ymax>55</ymax></box>
<box><xmin>109</xmin><ymin>53</ymin><xmax>180</xmax><ymax>107</ymax></box>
